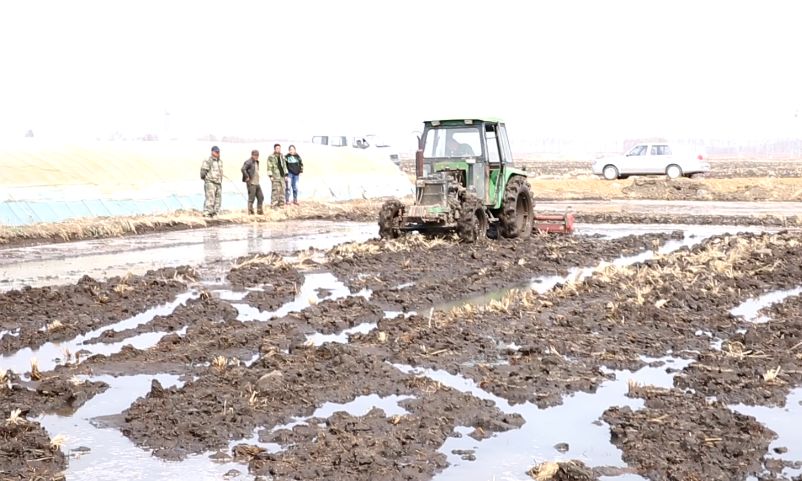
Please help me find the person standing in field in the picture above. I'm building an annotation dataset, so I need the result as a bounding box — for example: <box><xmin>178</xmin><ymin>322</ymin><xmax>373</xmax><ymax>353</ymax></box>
<box><xmin>284</xmin><ymin>144</ymin><xmax>304</xmax><ymax>205</ymax></box>
<box><xmin>199</xmin><ymin>145</ymin><xmax>223</xmax><ymax>218</ymax></box>
<box><xmin>241</xmin><ymin>149</ymin><xmax>264</xmax><ymax>214</ymax></box>
<box><xmin>267</xmin><ymin>143</ymin><xmax>288</xmax><ymax>208</ymax></box>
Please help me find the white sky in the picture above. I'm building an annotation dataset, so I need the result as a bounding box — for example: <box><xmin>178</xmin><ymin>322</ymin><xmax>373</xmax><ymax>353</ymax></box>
<box><xmin>2</xmin><ymin>0</ymin><xmax>801</xmax><ymax>147</ymax></box>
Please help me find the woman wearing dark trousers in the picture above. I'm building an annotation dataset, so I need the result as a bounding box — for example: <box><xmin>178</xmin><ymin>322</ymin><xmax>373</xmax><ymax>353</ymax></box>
<box><xmin>284</xmin><ymin>145</ymin><xmax>304</xmax><ymax>205</ymax></box>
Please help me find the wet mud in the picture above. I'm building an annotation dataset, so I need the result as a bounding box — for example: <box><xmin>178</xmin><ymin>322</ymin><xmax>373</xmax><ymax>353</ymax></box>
<box><xmin>0</xmin><ymin>266</ymin><xmax>196</xmax><ymax>355</ymax></box>
<box><xmin>0</xmin><ymin>417</ymin><xmax>67</xmax><ymax>481</ymax></box>
<box><xmin>1</xmin><ymin>371</ymin><xmax>106</xmax><ymax>481</ymax></box>
<box><xmin>81</xmin><ymin>295</ymin><xmax>238</xmax><ymax>345</ymax></box>
<box><xmin>227</xmin><ymin>253</ymin><xmax>304</xmax><ymax>311</ymax></box>
<box><xmin>3</xmin><ymin>223</ymin><xmax>802</xmax><ymax>480</ymax></box>
<box><xmin>571</xmin><ymin>212</ymin><xmax>802</xmax><ymax>227</ymax></box>
<box><xmin>603</xmin><ymin>387</ymin><xmax>774</xmax><ymax>480</ymax></box>
<box><xmin>117</xmin><ymin>343</ymin><xmax>523</xmax><ymax>475</ymax></box>
<box><xmin>326</xmin><ymin>231</ymin><xmax>683</xmax><ymax>311</ymax></box>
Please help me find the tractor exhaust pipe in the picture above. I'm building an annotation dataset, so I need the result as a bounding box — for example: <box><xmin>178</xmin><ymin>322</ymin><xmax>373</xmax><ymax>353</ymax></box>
<box><xmin>415</xmin><ymin>135</ymin><xmax>424</xmax><ymax>178</ymax></box>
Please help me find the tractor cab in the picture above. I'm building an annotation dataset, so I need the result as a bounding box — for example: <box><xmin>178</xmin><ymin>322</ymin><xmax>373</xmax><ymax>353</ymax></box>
<box><xmin>416</xmin><ymin>118</ymin><xmax>515</xmax><ymax>209</ymax></box>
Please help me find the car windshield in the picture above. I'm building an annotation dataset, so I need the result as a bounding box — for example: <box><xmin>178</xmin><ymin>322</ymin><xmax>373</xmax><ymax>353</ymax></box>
<box><xmin>627</xmin><ymin>145</ymin><xmax>647</xmax><ymax>156</ymax></box>
<box><xmin>423</xmin><ymin>127</ymin><xmax>482</xmax><ymax>158</ymax></box>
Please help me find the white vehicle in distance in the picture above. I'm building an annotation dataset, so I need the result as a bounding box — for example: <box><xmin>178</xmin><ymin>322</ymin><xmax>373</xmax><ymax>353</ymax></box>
<box><xmin>591</xmin><ymin>143</ymin><xmax>710</xmax><ymax>180</ymax></box>
<box><xmin>311</xmin><ymin>134</ymin><xmax>401</xmax><ymax>166</ymax></box>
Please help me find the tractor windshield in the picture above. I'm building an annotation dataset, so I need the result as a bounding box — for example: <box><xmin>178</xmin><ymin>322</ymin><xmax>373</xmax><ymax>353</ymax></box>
<box><xmin>423</xmin><ymin>126</ymin><xmax>482</xmax><ymax>159</ymax></box>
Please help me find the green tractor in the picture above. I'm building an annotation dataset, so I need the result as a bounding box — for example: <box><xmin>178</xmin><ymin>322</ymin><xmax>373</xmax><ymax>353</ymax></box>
<box><xmin>379</xmin><ymin>118</ymin><xmax>541</xmax><ymax>242</ymax></box>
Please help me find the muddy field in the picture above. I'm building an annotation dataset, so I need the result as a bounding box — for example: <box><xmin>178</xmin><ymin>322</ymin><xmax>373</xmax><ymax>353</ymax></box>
<box><xmin>2</xmin><ymin>213</ymin><xmax>802</xmax><ymax>481</ymax></box>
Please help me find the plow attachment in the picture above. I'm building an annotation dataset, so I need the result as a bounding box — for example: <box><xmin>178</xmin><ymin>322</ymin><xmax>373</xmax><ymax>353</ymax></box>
<box><xmin>533</xmin><ymin>213</ymin><xmax>575</xmax><ymax>234</ymax></box>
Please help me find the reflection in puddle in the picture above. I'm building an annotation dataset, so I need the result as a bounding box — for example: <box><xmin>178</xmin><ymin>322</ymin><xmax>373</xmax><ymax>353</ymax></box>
<box><xmin>231</xmin><ymin>273</ymin><xmax>370</xmax><ymax>322</ymax></box>
<box><xmin>397</xmin><ymin>357</ymin><xmax>691</xmax><ymax>481</ymax></box>
<box><xmin>305</xmin><ymin>322</ymin><xmax>378</xmax><ymax>346</ymax></box>
<box><xmin>0</xmin><ymin>221</ymin><xmax>377</xmax><ymax>291</ymax></box>
<box><xmin>730</xmin><ymin>388</ymin><xmax>802</xmax><ymax>478</ymax></box>
<box><xmin>0</xmin><ymin>292</ymin><xmax>196</xmax><ymax>374</ymax></box>
<box><xmin>730</xmin><ymin>287</ymin><xmax>802</xmax><ymax>324</ymax></box>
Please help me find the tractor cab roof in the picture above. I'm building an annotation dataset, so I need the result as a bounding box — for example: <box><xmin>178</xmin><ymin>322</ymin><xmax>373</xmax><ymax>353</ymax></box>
<box><xmin>424</xmin><ymin>118</ymin><xmax>505</xmax><ymax>127</ymax></box>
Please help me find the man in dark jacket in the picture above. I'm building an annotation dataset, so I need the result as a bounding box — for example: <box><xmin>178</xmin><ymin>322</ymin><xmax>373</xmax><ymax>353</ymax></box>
<box><xmin>284</xmin><ymin>144</ymin><xmax>304</xmax><ymax>205</ymax></box>
<box><xmin>241</xmin><ymin>149</ymin><xmax>264</xmax><ymax>214</ymax></box>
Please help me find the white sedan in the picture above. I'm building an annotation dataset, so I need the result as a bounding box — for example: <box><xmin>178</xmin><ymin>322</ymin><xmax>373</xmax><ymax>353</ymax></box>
<box><xmin>592</xmin><ymin>143</ymin><xmax>710</xmax><ymax>180</ymax></box>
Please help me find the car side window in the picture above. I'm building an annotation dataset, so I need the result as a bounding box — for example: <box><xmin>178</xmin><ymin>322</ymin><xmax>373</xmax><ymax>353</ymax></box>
<box><xmin>628</xmin><ymin>145</ymin><xmax>647</xmax><ymax>156</ymax></box>
<box><xmin>651</xmin><ymin>145</ymin><xmax>671</xmax><ymax>155</ymax></box>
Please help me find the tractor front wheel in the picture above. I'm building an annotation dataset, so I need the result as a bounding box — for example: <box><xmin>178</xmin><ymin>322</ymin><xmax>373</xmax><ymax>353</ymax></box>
<box><xmin>457</xmin><ymin>195</ymin><xmax>488</xmax><ymax>243</ymax></box>
<box><xmin>378</xmin><ymin>199</ymin><xmax>404</xmax><ymax>239</ymax></box>
<box><xmin>499</xmin><ymin>176</ymin><xmax>534</xmax><ymax>238</ymax></box>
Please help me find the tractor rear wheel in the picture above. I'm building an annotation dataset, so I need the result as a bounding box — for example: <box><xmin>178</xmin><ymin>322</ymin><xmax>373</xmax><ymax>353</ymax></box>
<box><xmin>457</xmin><ymin>195</ymin><xmax>488</xmax><ymax>243</ymax></box>
<box><xmin>499</xmin><ymin>176</ymin><xmax>534</xmax><ymax>238</ymax></box>
<box><xmin>378</xmin><ymin>199</ymin><xmax>404</xmax><ymax>239</ymax></box>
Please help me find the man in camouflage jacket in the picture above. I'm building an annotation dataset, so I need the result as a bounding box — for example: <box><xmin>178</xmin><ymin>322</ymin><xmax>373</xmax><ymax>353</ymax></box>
<box><xmin>200</xmin><ymin>145</ymin><xmax>223</xmax><ymax>217</ymax></box>
<box><xmin>266</xmin><ymin>143</ymin><xmax>288</xmax><ymax>207</ymax></box>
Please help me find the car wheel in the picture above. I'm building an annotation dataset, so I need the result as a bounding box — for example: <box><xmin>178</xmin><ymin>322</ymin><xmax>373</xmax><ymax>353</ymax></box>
<box><xmin>666</xmin><ymin>164</ymin><xmax>682</xmax><ymax>179</ymax></box>
<box><xmin>602</xmin><ymin>165</ymin><xmax>619</xmax><ymax>180</ymax></box>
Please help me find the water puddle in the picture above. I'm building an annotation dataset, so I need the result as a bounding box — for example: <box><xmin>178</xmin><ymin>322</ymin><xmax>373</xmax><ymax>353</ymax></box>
<box><xmin>270</xmin><ymin>393</ymin><xmax>414</xmax><ymax>434</ymax></box>
<box><xmin>215</xmin><ymin>289</ymin><xmax>252</xmax><ymax>301</ymax></box>
<box><xmin>32</xmin><ymin>374</ymin><xmax>260</xmax><ymax>481</ymax></box>
<box><xmin>0</xmin><ymin>292</ymin><xmax>196</xmax><ymax>374</ymax></box>
<box><xmin>396</xmin><ymin>356</ymin><xmax>691</xmax><ymax>481</ymax></box>
<box><xmin>0</xmin><ymin>221</ymin><xmax>377</xmax><ymax>291</ymax></box>
<box><xmin>731</xmin><ymin>387</ymin><xmax>802</xmax><ymax>478</ymax></box>
<box><xmin>304</xmin><ymin>322</ymin><xmax>378</xmax><ymax>346</ymax></box>
<box><xmin>35</xmin><ymin>373</ymin><xmax>273</xmax><ymax>480</ymax></box>
<box><xmin>730</xmin><ymin>287</ymin><xmax>802</xmax><ymax>323</ymax></box>
<box><xmin>231</xmin><ymin>272</ymin><xmax>369</xmax><ymax>322</ymax></box>
<box><xmin>0</xmin><ymin>328</ymin><xmax>20</xmax><ymax>340</ymax></box>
